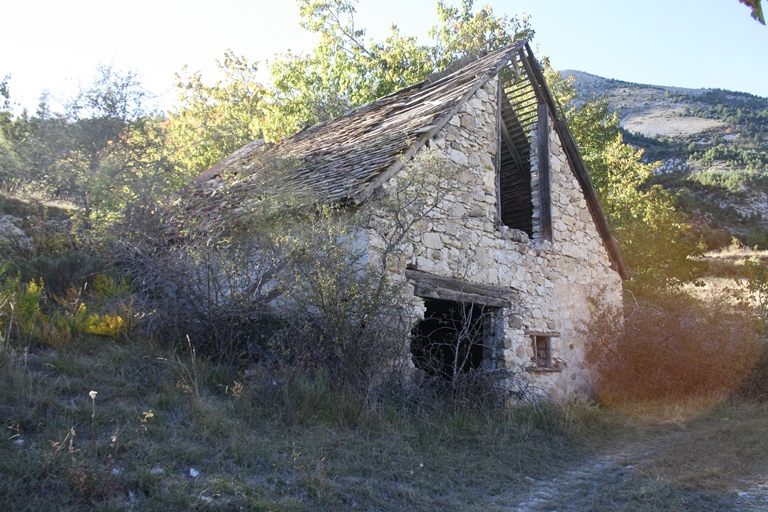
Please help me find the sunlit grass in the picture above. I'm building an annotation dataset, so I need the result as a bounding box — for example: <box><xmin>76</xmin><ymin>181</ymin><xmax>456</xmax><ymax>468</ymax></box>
<box><xmin>0</xmin><ymin>337</ymin><xmax>586</xmax><ymax>510</ymax></box>
<box><xmin>610</xmin><ymin>401</ymin><xmax>768</xmax><ymax>492</ymax></box>
<box><xmin>696</xmin><ymin>243</ymin><xmax>768</xmax><ymax>280</ymax></box>
<box><xmin>2</xmin><ymin>335</ymin><xmax>768</xmax><ymax>510</ymax></box>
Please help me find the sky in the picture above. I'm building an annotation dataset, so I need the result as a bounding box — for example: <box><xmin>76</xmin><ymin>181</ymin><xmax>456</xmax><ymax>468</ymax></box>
<box><xmin>2</xmin><ymin>0</ymin><xmax>767</xmax><ymax>115</ymax></box>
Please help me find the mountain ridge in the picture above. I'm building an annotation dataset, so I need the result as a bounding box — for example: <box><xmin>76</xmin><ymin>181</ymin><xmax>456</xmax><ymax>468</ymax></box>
<box><xmin>564</xmin><ymin>69</ymin><xmax>768</xmax><ymax>248</ymax></box>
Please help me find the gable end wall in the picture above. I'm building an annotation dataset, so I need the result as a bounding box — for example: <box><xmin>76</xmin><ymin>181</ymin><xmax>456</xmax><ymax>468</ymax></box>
<box><xmin>374</xmin><ymin>76</ymin><xmax>622</xmax><ymax>398</ymax></box>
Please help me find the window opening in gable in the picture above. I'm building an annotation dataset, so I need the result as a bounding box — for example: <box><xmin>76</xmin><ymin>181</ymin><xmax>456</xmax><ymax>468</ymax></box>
<box><xmin>495</xmin><ymin>52</ymin><xmax>553</xmax><ymax>242</ymax></box>
<box><xmin>496</xmin><ymin>60</ymin><xmax>538</xmax><ymax>237</ymax></box>
<box><xmin>411</xmin><ymin>299</ymin><xmax>500</xmax><ymax>381</ymax></box>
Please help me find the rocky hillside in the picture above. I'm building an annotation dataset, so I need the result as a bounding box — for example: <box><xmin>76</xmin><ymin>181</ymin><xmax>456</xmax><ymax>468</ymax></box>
<box><xmin>565</xmin><ymin>70</ymin><xmax>768</xmax><ymax>248</ymax></box>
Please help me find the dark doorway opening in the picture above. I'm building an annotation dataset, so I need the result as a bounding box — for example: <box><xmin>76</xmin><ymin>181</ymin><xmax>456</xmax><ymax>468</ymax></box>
<box><xmin>410</xmin><ymin>299</ymin><xmax>489</xmax><ymax>380</ymax></box>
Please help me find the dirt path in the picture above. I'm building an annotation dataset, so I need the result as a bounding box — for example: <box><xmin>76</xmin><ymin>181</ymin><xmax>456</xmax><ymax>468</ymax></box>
<box><xmin>496</xmin><ymin>439</ymin><xmax>768</xmax><ymax>512</ymax></box>
<box><xmin>736</xmin><ymin>481</ymin><xmax>768</xmax><ymax>511</ymax></box>
<box><xmin>510</xmin><ymin>455</ymin><xmax>629</xmax><ymax>511</ymax></box>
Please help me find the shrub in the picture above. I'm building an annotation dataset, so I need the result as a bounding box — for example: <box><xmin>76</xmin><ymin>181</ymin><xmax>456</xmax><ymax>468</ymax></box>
<box><xmin>0</xmin><ymin>276</ymin><xmax>44</xmax><ymax>343</ymax></box>
<box><xmin>735</xmin><ymin>256</ymin><xmax>768</xmax><ymax>402</ymax></box>
<box><xmin>691</xmin><ymin>224</ymin><xmax>732</xmax><ymax>251</ymax></box>
<box><xmin>741</xmin><ymin>231</ymin><xmax>768</xmax><ymax>251</ymax></box>
<box><xmin>585</xmin><ymin>290</ymin><xmax>763</xmax><ymax>405</ymax></box>
<box><xmin>109</xmin><ymin>150</ymin><xmax>456</xmax><ymax>394</ymax></box>
<box><xmin>21</xmin><ymin>250</ymin><xmax>104</xmax><ymax>298</ymax></box>
<box><xmin>737</xmin><ymin>344</ymin><xmax>768</xmax><ymax>402</ymax></box>
<box><xmin>0</xmin><ymin>271</ymin><xmax>136</xmax><ymax>349</ymax></box>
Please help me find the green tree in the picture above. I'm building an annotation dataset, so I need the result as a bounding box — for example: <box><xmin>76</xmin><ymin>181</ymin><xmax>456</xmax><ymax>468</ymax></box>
<box><xmin>429</xmin><ymin>0</ymin><xmax>532</xmax><ymax>69</ymax></box>
<box><xmin>0</xmin><ymin>75</ymin><xmax>17</xmax><ymax>183</ymax></box>
<box><xmin>0</xmin><ymin>66</ymin><xmax>179</xmax><ymax>228</ymax></box>
<box><xmin>261</xmin><ymin>0</ymin><xmax>434</xmax><ymax>140</ymax></box>
<box><xmin>740</xmin><ymin>0</ymin><xmax>765</xmax><ymax>24</ymax></box>
<box><xmin>0</xmin><ymin>92</ymin><xmax>70</xmax><ymax>194</ymax></box>
<box><xmin>86</xmin><ymin>115</ymin><xmax>182</xmax><ymax>227</ymax></box>
<box><xmin>0</xmin><ymin>75</ymin><xmax>10</xmax><ymax>120</ymax></box>
<box><xmin>261</xmin><ymin>0</ymin><xmax>531</xmax><ymax>140</ymax></box>
<box><xmin>57</xmin><ymin>65</ymin><xmax>151</xmax><ymax>217</ymax></box>
<box><xmin>166</xmin><ymin>51</ymin><xmax>263</xmax><ymax>177</ymax></box>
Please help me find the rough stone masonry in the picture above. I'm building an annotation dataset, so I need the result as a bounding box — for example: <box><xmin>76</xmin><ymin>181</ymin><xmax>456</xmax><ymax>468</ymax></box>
<box><xmin>372</xmin><ymin>77</ymin><xmax>622</xmax><ymax>398</ymax></box>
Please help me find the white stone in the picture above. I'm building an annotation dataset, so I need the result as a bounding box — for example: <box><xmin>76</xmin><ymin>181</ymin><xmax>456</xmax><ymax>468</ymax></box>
<box><xmin>479</xmin><ymin>153</ymin><xmax>495</xmax><ymax>169</ymax></box>
<box><xmin>449</xmin><ymin>149</ymin><xmax>468</xmax><ymax>166</ymax></box>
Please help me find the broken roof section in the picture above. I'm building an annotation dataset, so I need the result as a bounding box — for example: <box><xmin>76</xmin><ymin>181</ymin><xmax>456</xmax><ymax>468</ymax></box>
<box><xmin>198</xmin><ymin>40</ymin><xmax>628</xmax><ymax>279</ymax></box>
<box><xmin>197</xmin><ymin>42</ymin><xmax>526</xmax><ymax>201</ymax></box>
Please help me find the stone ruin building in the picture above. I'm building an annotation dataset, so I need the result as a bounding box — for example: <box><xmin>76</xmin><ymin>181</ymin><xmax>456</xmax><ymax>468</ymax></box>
<box><xmin>198</xmin><ymin>41</ymin><xmax>627</xmax><ymax>398</ymax></box>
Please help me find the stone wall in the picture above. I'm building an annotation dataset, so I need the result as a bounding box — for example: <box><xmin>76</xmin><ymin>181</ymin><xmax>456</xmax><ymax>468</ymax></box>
<box><xmin>371</xmin><ymin>76</ymin><xmax>623</xmax><ymax>399</ymax></box>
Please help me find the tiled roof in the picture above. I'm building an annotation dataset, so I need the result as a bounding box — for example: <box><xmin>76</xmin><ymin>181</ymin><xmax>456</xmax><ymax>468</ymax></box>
<box><xmin>196</xmin><ymin>42</ymin><xmax>526</xmax><ymax>203</ymax></box>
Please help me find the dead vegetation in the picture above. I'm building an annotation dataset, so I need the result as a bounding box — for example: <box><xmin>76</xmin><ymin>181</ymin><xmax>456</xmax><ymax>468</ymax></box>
<box><xmin>3</xmin><ymin>337</ymin><xmax>768</xmax><ymax>511</ymax></box>
<box><xmin>584</xmin><ymin>288</ymin><xmax>763</xmax><ymax>406</ymax></box>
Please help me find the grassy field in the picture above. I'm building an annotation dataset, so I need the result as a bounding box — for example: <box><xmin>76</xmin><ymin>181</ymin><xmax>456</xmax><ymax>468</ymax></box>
<box><xmin>2</xmin><ymin>335</ymin><xmax>768</xmax><ymax>511</ymax></box>
<box><xmin>1</xmin><ymin>193</ymin><xmax>767</xmax><ymax>510</ymax></box>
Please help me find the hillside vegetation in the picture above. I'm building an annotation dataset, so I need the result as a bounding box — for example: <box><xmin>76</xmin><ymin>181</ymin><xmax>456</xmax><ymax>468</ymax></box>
<box><xmin>567</xmin><ymin>70</ymin><xmax>768</xmax><ymax>248</ymax></box>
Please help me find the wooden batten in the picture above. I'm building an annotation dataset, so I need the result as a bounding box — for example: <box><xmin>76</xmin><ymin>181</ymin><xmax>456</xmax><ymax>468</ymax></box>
<box><xmin>497</xmin><ymin>68</ymin><xmax>535</xmax><ymax>236</ymax></box>
<box><xmin>519</xmin><ymin>43</ymin><xmax>629</xmax><ymax>279</ymax></box>
<box><xmin>537</xmin><ymin>102</ymin><xmax>552</xmax><ymax>242</ymax></box>
<box><xmin>405</xmin><ymin>269</ymin><xmax>516</xmax><ymax>308</ymax></box>
<box><xmin>413</xmin><ymin>284</ymin><xmax>511</xmax><ymax>309</ymax></box>
<box><xmin>500</xmin><ymin>116</ymin><xmax>524</xmax><ymax>173</ymax></box>
<box><xmin>525</xmin><ymin>331</ymin><xmax>561</xmax><ymax>337</ymax></box>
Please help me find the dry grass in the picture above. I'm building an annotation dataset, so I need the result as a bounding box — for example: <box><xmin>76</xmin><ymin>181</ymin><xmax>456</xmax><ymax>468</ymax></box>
<box><xmin>3</xmin><ymin>336</ymin><xmax>768</xmax><ymax>511</ymax></box>
<box><xmin>0</xmin><ymin>337</ymin><xmax>588</xmax><ymax>511</ymax></box>
<box><xmin>601</xmin><ymin>401</ymin><xmax>768</xmax><ymax>493</ymax></box>
<box><xmin>697</xmin><ymin>244</ymin><xmax>768</xmax><ymax>280</ymax></box>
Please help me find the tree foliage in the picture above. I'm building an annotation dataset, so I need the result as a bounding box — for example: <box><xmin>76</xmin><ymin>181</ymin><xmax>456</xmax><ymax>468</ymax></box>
<box><xmin>0</xmin><ymin>66</ymin><xmax>180</xmax><ymax>230</ymax></box>
<box><xmin>166</xmin><ymin>51</ymin><xmax>263</xmax><ymax>177</ymax></box>
<box><xmin>740</xmin><ymin>0</ymin><xmax>766</xmax><ymax>24</ymax></box>
<box><xmin>429</xmin><ymin>0</ymin><xmax>532</xmax><ymax>69</ymax></box>
<box><xmin>261</xmin><ymin>0</ymin><xmax>531</xmax><ymax>140</ymax></box>
<box><xmin>261</xmin><ymin>0</ymin><xmax>434</xmax><ymax>140</ymax></box>
<box><xmin>0</xmin><ymin>75</ymin><xmax>10</xmax><ymax>120</ymax></box>
<box><xmin>0</xmin><ymin>94</ymin><xmax>69</xmax><ymax>193</ymax></box>
<box><xmin>557</xmin><ymin>84</ymin><xmax>706</xmax><ymax>291</ymax></box>
<box><xmin>0</xmin><ymin>75</ymin><xmax>18</xmax><ymax>184</ymax></box>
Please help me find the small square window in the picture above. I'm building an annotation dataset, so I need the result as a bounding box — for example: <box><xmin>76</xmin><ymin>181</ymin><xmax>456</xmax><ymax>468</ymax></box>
<box><xmin>526</xmin><ymin>331</ymin><xmax>560</xmax><ymax>371</ymax></box>
<box><xmin>533</xmin><ymin>335</ymin><xmax>551</xmax><ymax>368</ymax></box>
